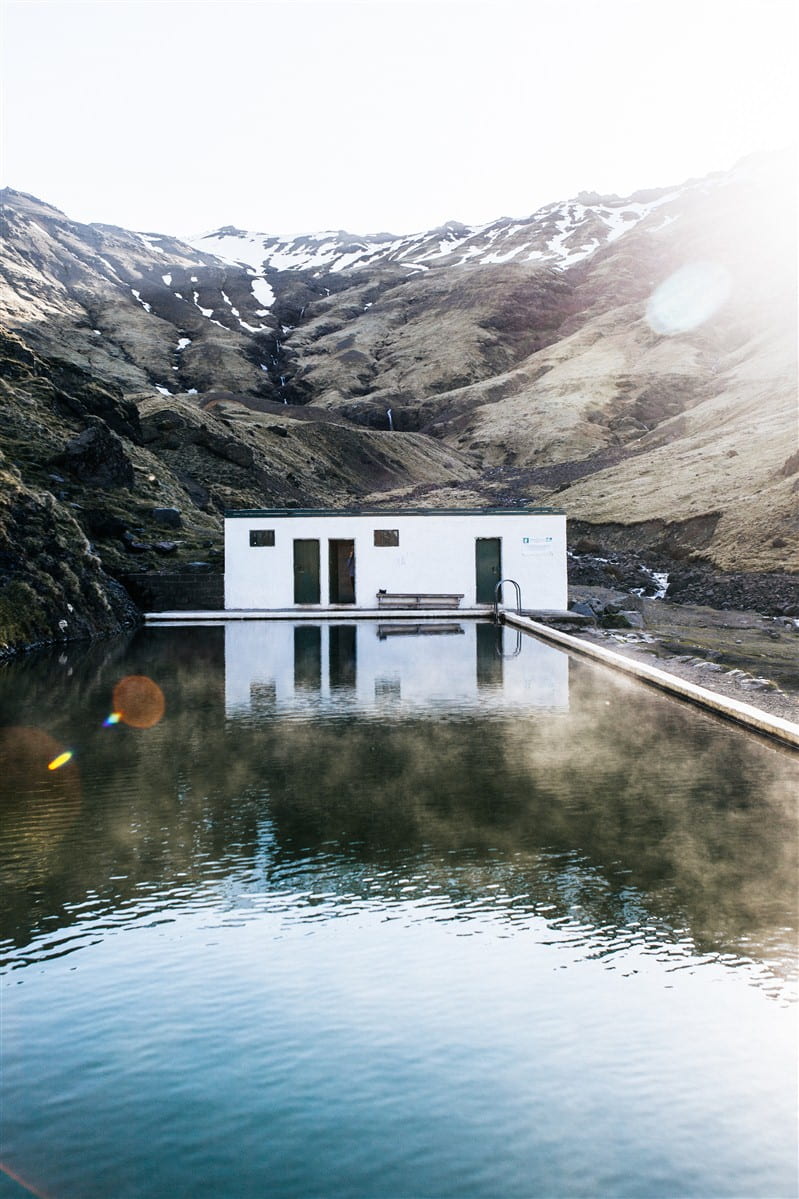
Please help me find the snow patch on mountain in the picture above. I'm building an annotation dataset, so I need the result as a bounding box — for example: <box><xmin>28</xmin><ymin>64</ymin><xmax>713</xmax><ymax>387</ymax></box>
<box><xmin>187</xmin><ymin>186</ymin><xmax>685</xmax><ymax>280</ymax></box>
<box><xmin>131</xmin><ymin>288</ymin><xmax>151</xmax><ymax>313</ymax></box>
<box><xmin>250</xmin><ymin>276</ymin><xmax>275</xmax><ymax>310</ymax></box>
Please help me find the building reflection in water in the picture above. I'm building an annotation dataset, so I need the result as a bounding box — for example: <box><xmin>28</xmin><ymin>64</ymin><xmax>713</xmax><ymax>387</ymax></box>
<box><xmin>224</xmin><ymin>620</ymin><xmax>569</xmax><ymax>719</ymax></box>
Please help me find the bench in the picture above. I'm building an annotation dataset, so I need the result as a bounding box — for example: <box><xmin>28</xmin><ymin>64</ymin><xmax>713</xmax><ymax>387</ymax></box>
<box><xmin>378</xmin><ymin>622</ymin><xmax>465</xmax><ymax>639</ymax></box>
<box><xmin>376</xmin><ymin>591</ymin><xmax>464</xmax><ymax>610</ymax></box>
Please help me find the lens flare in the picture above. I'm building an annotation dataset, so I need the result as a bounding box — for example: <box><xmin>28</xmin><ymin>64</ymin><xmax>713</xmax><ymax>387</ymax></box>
<box><xmin>0</xmin><ymin>1161</ymin><xmax>53</xmax><ymax>1199</ymax></box>
<box><xmin>0</xmin><ymin>726</ymin><xmax>82</xmax><ymax>860</ymax></box>
<box><xmin>47</xmin><ymin>750</ymin><xmax>73</xmax><ymax>771</ymax></box>
<box><xmin>112</xmin><ymin>675</ymin><xmax>166</xmax><ymax>729</ymax></box>
<box><xmin>103</xmin><ymin>712</ymin><xmax>122</xmax><ymax>727</ymax></box>
<box><xmin>645</xmin><ymin>261</ymin><xmax>732</xmax><ymax>335</ymax></box>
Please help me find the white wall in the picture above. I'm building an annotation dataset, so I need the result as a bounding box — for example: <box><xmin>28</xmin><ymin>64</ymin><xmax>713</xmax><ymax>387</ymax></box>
<box><xmin>225</xmin><ymin>510</ymin><xmax>567</xmax><ymax>611</ymax></box>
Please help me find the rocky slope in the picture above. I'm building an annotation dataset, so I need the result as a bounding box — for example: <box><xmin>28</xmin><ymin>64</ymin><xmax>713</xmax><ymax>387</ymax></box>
<box><xmin>0</xmin><ymin>325</ymin><xmax>474</xmax><ymax>652</ymax></box>
<box><xmin>199</xmin><ymin>155</ymin><xmax>796</xmax><ymax>580</ymax></box>
<box><xmin>193</xmin><ymin>153</ymin><xmax>797</xmax><ymax>585</ymax></box>
<box><xmin>0</xmin><ymin>151</ymin><xmax>796</xmax><ymax>652</ymax></box>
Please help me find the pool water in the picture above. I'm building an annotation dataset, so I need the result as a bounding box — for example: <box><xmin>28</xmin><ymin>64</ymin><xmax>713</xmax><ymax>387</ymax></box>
<box><xmin>1</xmin><ymin>622</ymin><xmax>797</xmax><ymax>1199</ymax></box>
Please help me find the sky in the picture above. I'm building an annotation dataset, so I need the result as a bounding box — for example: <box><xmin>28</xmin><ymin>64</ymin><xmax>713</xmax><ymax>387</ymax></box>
<box><xmin>1</xmin><ymin>0</ymin><xmax>796</xmax><ymax>239</ymax></box>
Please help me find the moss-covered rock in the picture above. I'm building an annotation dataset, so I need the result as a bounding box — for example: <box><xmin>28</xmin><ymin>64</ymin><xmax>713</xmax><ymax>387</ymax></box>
<box><xmin>0</xmin><ymin>462</ymin><xmax>140</xmax><ymax>656</ymax></box>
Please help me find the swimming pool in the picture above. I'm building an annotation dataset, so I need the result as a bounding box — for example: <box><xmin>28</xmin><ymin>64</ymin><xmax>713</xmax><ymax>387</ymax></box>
<box><xmin>1</xmin><ymin>622</ymin><xmax>796</xmax><ymax>1198</ymax></box>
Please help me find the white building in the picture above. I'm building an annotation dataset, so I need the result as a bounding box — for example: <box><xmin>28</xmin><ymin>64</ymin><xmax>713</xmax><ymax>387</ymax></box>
<box><xmin>224</xmin><ymin>507</ymin><xmax>567</xmax><ymax>613</ymax></box>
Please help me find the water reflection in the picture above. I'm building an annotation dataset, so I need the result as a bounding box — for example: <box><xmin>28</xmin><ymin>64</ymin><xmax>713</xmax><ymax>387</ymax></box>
<box><xmin>2</xmin><ymin>622</ymin><xmax>798</xmax><ymax>1199</ymax></box>
<box><xmin>0</xmin><ymin>622</ymin><xmax>796</xmax><ymax>1000</ymax></box>
<box><xmin>225</xmin><ymin>620</ymin><xmax>569</xmax><ymax>718</ymax></box>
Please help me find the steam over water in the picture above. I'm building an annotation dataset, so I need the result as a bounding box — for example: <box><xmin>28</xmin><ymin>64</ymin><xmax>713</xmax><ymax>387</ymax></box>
<box><xmin>1</xmin><ymin>623</ymin><xmax>797</xmax><ymax>1199</ymax></box>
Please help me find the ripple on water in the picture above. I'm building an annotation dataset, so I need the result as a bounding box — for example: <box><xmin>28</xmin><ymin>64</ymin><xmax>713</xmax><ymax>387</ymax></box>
<box><xmin>1</xmin><ymin>625</ymin><xmax>797</xmax><ymax>1198</ymax></box>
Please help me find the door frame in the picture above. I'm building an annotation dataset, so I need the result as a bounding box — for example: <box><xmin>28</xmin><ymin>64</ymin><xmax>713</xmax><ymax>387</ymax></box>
<box><xmin>328</xmin><ymin>538</ymin><xmax>356</xmax><ymax>605</ymax></box>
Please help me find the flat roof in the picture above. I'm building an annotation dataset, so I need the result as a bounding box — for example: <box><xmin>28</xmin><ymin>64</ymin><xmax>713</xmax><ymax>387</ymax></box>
<box><xmin>225</xmin><ymin>506</ymin><xmax>565</xmax><ymax>518</ymax></box>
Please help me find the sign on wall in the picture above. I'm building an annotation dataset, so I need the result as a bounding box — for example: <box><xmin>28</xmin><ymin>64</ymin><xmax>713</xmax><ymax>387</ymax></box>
<box><xmin>521</xmin><ymin>535</ymin><xmax>554</xmax><ymax>555</ymax></box>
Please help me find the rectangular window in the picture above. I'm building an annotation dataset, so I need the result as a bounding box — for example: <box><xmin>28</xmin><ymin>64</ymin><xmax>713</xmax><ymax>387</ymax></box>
<box><xmin>374</xmin><ymin>529</ymin><xmax>399</xmax><ymax>547</ymax></box>
<box><xmin>249</xmin><ymin>529</ymin><xmax>275</xmax><ymax>547</ymax></box>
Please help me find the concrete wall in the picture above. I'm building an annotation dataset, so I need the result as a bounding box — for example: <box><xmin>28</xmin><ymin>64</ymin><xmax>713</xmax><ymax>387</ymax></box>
<box><xmin>224</xmin><ymin>511</ymin><xmax>567</xmax><ymax>611</ymax></box>
<box><xmin>123</xmin><ymin>571</ymin><xmax>224</xmax><ymax>612</ymax></box>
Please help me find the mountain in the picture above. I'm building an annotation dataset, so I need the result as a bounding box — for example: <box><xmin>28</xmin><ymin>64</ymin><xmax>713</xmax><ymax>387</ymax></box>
<box><xmin>190</xmin><ymin>153</ymin><xmax>797</xmax><ymax>577</ymax></box>
<box><xmin>0</xmin><ymin>152</ymin><xmax>796</xmax><ymax>652</ymax></box>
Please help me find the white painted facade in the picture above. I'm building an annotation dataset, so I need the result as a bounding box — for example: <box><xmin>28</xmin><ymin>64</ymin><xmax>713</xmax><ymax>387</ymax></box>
<box><xmin>224</xmin><ymin>507</ymin><xmax>567</xmax><ymax>611</ymax></box>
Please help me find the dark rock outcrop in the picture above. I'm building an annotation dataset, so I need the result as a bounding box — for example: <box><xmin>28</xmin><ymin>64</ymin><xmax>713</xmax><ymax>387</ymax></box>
<box><xmin>0</xmin><ymin>468</ymin><xmax>140</xmax><ymax>656</ymax></box>
<box><xmin>52</xmin><ymin>418</ymin><xmax>136</xmax><ymax>488</ymax></box>
<box><xmin>665</xmin><ymin>567</ymin><xmax>799</xmax><ymax>617</ymax></box>
<box><xmin>151</xmin><ymin>507</ymin><xmax>182</xmax><ymax>528</ymax></box>
<box><xmin>568</xmin><ymin>550</ymin><xmax>663</xmax><ymax>595</ymax></box>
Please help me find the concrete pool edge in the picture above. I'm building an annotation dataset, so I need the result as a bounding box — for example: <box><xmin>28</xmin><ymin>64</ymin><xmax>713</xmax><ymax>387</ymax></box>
<box><xmin>145</xmin><ymin>607</ymin><xmax>492</xmax><ymax>621</ymax></box>
<box><xmin>504</xmin><ymin>612</ymin><xmax>799</xmax><ymax>751</ymax></box>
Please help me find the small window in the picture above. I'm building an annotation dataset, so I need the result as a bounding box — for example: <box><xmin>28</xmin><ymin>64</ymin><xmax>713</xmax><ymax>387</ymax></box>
<box><xmin>249</xmin><ymin>529</ymin><xmax>275</xmax><ymax>547</ymax></box>
<box><xmin>374</xmin><ymin>529</ymin><xmax>399</xmax><ymax>547</ymax></box>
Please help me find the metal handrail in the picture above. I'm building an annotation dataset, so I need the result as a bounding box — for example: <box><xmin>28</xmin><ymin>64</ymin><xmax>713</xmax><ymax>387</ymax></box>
<box><xmin>493</xmin><ymin>578</ymin><xmax>522</xmax><ymax>620</ymax></box>
<box><xmin>494</xmin><ymin>625</ymin><xmax>523</xmax><ymax>658</ymax></box>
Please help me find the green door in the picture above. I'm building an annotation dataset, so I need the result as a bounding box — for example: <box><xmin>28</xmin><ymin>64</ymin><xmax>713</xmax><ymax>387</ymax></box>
<box><xmin>293</xmin><ymin>539</ymin><xmax>320</xmax><ymax>604</ymax></box>
<box><xmin>475</xmin><ymin>537</ymin><xmax>502</xmax><ymax>603</ymax></box>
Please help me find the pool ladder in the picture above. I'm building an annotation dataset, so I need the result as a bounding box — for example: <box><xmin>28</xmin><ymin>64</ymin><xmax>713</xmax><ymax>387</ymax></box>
<box><xmin>492</xmin><ymin>579</ymin><xmax>523</xmax><ymax>658</ymax></box>
<box><xmin>493</xmin><ymin>578</ymin><xmax>522</xmax><ymax>620</ymax></box>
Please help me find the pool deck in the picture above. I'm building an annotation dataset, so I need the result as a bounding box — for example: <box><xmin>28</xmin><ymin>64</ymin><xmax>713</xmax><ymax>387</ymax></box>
<box><xmin>144</xmin><ymin>606</ymin><xmax>584</xmax><ymax>624</ymax></box>
<box><xmin>504</xmin><ymin>612</ymin><xmax>799</xmax><ymax>751</ymax></box>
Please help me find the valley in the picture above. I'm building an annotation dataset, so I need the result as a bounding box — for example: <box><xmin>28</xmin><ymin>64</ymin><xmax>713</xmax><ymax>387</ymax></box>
<box><xmin>0</xmin><ymin>150</ymin><xmax>796</xmax><ymax>656</ymax></box>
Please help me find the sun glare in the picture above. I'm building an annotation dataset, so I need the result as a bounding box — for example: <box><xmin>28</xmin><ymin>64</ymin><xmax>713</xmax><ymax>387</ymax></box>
<box><xmin>646</xmin><ymin>262</ymin><xmax>733</xmax><ymax>335</ymax></box>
